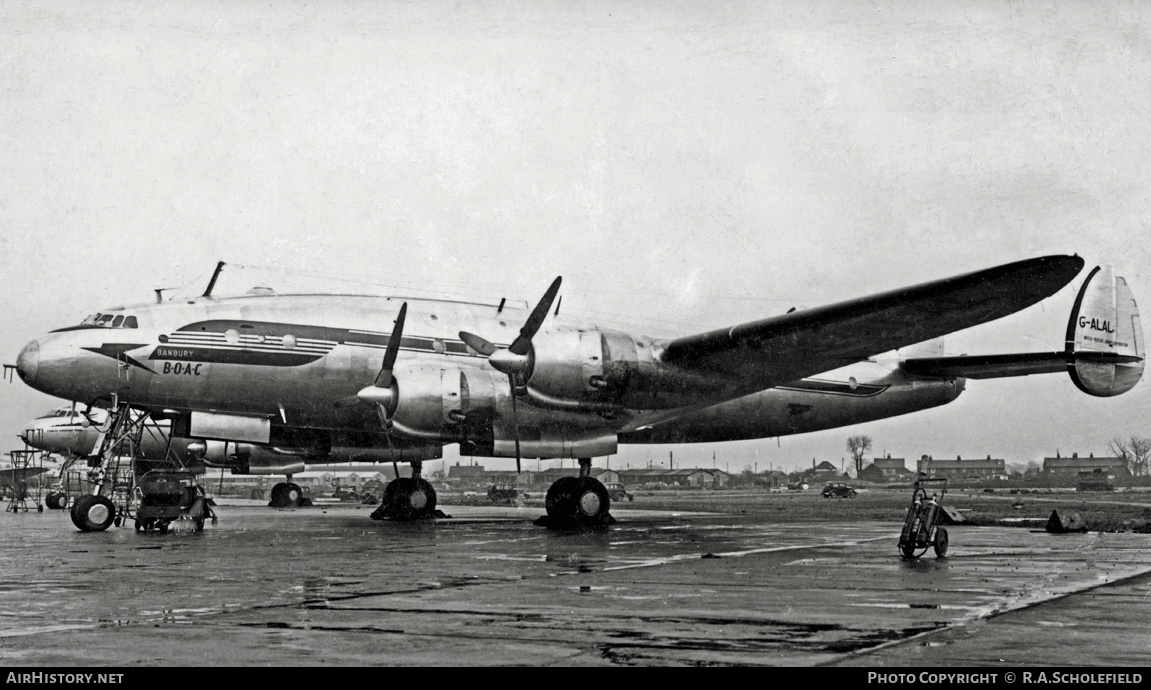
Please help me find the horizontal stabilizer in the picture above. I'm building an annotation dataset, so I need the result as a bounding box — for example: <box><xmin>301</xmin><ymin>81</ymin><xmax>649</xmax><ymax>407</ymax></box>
<box><xmin>902</xmin><ymin>351</ymin><xmax>1141</xmax><ymax>380</ymax></box>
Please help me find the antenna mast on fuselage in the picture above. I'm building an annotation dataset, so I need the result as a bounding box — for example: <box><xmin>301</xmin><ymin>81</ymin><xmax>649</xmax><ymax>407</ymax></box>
<box><xmin>202</xmin><ymin>261</ymin><xmax>225</xmax><ymax>298</ymax></box>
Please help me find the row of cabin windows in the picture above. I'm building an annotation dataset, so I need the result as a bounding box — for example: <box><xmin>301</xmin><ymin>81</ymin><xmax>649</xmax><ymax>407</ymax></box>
<box><xmin>80</xmin><ymin>313</ymin><xmax>139</xmax><ymax>328</ymax></box>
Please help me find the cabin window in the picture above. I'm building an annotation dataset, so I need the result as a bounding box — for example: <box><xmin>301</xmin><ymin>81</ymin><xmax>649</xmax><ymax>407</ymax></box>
<box><xmin>111</xmin><ymin>315</ymin><xmax>124</xmax><ymax>328</ymax></box>
<box><xmin>124</xmin><ymin>316</ymin><xmax>138</xmax><ymax>328</ymax></box>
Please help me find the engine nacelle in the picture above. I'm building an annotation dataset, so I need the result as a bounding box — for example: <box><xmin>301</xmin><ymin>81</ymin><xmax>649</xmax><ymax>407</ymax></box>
<box><xmin>390</xmin><ymin>366</ymin><xmax>507</xmax><ymax>437</ymax></box>
<box><xmin>185</xmin><ymin>439</ymin><xmax>252</xmax><ymax>466</ymax></box>
<box><xmin>528</xmin><ymin>328</ymin><xmax>656</xmax><ymax>400</ymax></box>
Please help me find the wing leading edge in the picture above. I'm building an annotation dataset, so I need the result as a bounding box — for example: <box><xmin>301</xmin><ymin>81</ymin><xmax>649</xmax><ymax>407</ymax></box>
<box><xmin>657</xmin><ymin>255</ymin><xmax>1086</xmax><ymax>393</ymax></box>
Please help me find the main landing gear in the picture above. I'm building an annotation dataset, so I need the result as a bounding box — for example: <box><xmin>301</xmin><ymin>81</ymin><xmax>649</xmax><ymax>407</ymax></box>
<box><xmin>539</xmin><ymin>458</ymin><xmax>615</xmax><ymax>529</ymax></box>
<box><xmin>268</xmin><ymin>477</ymin><xmax>313</xmax><ymax>508</ymax></box>
<box><xmin>370</xmin><ymin>461</ymin><xmax>439</xmax><ymax>521</ymax></box>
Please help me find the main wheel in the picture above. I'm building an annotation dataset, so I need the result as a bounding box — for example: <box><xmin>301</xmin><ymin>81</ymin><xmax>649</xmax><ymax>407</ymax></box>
<box><xmin>933</xmin><ymin>527</ymin><xmax>949</xmax><ymax>558</ymax></box>
<box><xmin>572</xmin><ymin>477</ymin><xmax>610</xmax><ymax>521</ymax></box>
<box><xmin>387</xmin><ymin>478</ymin><xmax>437</xmax><ymax>520</ymax></box>
<box><xmin>545</xmin><ymin>476</ymin><xmax>580</xmax><ymax>520</ymax></box>
<box><xmin>546</xmin><ymin>477</ymin><xmax>610</xmax><ymax>523</ymax></box>
<box><xmin>70</xmin><ymin>495</ymin><xmax>116</xmax><ymax>532</ymax></box>
<box><xmin>269</xmin><ymin>482</ymin><xmax>302</xmax><ymax>507</ymax></box>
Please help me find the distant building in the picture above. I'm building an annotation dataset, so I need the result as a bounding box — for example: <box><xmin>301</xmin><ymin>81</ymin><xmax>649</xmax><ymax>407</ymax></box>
<box><xmin>1043</xmin><ymin>452</ymin><xmax>1129</xmax><ymax>477</ymax></box>
<box><xmin>802</xmin><ymin>460</ymin><xmax>839</xmax><ymax>479</ymax></box>
<box><xmin>859</xmin><ymin>456</ymin><xmax>913</xmax><ymax>483</ymax></box>
<box><xmin>446</xmin><ymin>463</ymin><xmax>535</xmax><ymax>486</ymax></box>
<box><xmin>616</xmin><ymin>468</ymin><xmax>730</xmax><ymax>488</ymax></box>
<box><xmin>917</xmin><ymin>454</ymin><xmax>1007</xmax><ymax>480</ymax></box>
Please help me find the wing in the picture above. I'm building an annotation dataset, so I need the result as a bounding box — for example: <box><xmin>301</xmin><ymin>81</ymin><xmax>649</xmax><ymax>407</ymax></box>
<box><xmin>657</xmin><ymin>255</ymin><xmax>1085</xmax><ymax>392</ymax></box>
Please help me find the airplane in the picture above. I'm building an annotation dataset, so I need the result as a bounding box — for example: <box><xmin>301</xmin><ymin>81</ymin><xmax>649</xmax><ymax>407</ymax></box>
<box><xmin>18</xmin><ymin>403</ymin><xmax>424</xmax><ymax>507</ymax></box>
<box><xmin>8</xmin><ymin>255</ymin><xmax>1144</xmax><ymax>532</ymax></box>
<box><xmin>0</xmin><ymin>452</ymin><xmax>50</xmax><ymax>494</ymax></box>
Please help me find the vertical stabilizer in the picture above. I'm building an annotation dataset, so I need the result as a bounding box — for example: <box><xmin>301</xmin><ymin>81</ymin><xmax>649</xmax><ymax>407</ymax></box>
<box><xmin>1066</xmin><ymin>266</ymin><xmax>1143</xmax><ymax>396</ymax></box>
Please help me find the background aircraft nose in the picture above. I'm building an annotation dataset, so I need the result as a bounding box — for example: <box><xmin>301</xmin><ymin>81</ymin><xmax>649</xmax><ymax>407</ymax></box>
<box><xmin>16</xmin><ymin>340</ymin><xmax>39</xmax><ymax>383</ymax></box>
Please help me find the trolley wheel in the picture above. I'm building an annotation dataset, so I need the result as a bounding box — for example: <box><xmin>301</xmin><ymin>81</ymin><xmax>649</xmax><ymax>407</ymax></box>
<box><xmin>70</xmin><ymin>495</ymin><xmax>116</xmax><ymax>532</ymax></box>
<box><xmin>933</xmin><ymin>527</ymin><xmax>949</xmax><ymax>558</ymax></box>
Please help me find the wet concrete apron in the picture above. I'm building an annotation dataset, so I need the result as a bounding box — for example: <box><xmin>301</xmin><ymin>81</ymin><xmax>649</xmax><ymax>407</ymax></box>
<box><xmin>0</xmin><ymin>501</ymin><xmax>1148</xmax><ymax>666</ymax></box>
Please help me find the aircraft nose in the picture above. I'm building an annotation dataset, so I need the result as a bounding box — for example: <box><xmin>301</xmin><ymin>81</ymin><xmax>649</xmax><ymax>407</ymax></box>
<box><xmin>16</xmin><ymin>340</ymin><xmax>39</xmax><ymax>384</ymax></box>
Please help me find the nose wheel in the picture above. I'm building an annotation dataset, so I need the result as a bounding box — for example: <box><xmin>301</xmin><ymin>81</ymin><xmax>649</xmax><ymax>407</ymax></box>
<box><xmin>70</xmin><ymin>495</ymin><xmax>116</xmax><ymax>532</ymax></box>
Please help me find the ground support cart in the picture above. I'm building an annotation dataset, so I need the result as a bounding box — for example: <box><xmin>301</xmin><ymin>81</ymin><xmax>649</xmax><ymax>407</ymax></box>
<box><xmin>134</xmin><ymin>470</ymin><xmax>215</xmax><ymax>533</ymax></box>
<box><xmin>898</xmin><ymin>476</ymin><xmax>950</xmax><ymax>559</ymax></box>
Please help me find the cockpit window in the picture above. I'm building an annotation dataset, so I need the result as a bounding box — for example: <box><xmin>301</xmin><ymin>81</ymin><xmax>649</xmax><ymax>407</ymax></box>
<box><xmin>79</xmin><ymin>313</ymin><xmax>138</xmax><ymax>329</ymax></box>
<box><xmin>37</xmin><ymin>409</ymin><xmax>75</xmax><ymax>419</ymax></box>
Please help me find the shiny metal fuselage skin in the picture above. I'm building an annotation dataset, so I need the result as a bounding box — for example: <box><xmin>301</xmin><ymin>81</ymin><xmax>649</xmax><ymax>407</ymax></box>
<box><xmin>16</xmin><ymin>292</ymin><xmax>964</xmax><ymax>457</ymax></box>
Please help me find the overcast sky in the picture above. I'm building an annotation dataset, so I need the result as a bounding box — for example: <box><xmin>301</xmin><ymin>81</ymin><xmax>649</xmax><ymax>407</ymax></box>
<box><xmin>2</xmin><ymin>1</ymin><xmax>1148</xmax><ymax>473</ymax></box>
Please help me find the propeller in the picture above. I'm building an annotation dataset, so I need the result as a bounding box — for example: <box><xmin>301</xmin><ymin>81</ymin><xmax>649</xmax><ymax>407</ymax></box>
<box><xmin>459</xmin><ymin>277</ymin><xmax>561</xmax><ymax>472</ymax></box>
<box><xmin>333</xmin><ymin>303</ymin><xmax>408</xmax><ymax>424</ymax></box>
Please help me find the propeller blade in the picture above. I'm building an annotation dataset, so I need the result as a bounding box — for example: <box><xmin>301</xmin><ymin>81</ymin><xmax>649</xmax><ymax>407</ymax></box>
<box><xmin>459</xmin><ymin>331</ymin><xmax>497</xmax><ymax>357</ymax></box>
<box><xmin>508</xmin><ymin>276</ymin><xmax>561</xmax><ymax>355</ymax></box>
<box><xmin>374</xmin><ymin>303</ymin><xmax>408</xmax><ymax>388</ymax></box>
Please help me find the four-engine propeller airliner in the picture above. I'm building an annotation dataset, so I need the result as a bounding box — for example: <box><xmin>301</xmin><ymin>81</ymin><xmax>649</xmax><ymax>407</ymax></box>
<box><xmin>10</xmin><ymin>256</ymin><xmax>1144</xmax><ymax>531</ymax></box>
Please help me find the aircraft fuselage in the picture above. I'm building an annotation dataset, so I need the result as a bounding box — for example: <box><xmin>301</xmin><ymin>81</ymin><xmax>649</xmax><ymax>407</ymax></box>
<box><xmin>15</xmin><ymin>291</ymin><xmax>963</xmax><ymax>459</ymax></box>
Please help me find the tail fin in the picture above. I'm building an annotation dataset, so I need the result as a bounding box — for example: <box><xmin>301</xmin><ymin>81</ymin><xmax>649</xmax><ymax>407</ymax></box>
<box><xmin>1066</xmin><ymin>266</ymin><xmax>1143</xmax><ymax>396</ymax></box>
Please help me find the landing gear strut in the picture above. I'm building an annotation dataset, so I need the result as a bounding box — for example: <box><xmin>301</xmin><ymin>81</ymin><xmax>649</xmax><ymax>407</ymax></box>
<box><xmin>541</xmin><ymin>458</ymin><xmax>614</xmax><ymax>528</ymax></box>
<box><xmin>370</xmin><ymin>461</ymin><xmax>439</xmax><ymax>521</ymax></box>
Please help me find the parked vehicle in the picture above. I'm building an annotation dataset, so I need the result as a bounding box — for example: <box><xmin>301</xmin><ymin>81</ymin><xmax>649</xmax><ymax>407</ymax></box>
<box><xmin>821</xmin><ymin>482</ymin><xmax>857</xmax><ymax>498</ymax></box>
<box><xmin>603</xmin><ymin>482</ymin><xmax>634</xmax><ymax>502</ymax></box>
<box><xmin>488</xmin><ymin>484</ymin><xmax>526</xmax><ymax>503</ymax></box>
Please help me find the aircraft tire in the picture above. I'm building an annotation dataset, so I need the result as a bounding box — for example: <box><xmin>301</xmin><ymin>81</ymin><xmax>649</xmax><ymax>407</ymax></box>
<box><xmin>46</xmin><ymin>492</ymin><xmax>68</xmax><ymax>510</ymax></box>
<box><xmin>388</xmin><ymin>478</ymin><xmax>437</xmax><ymax>520</ymax></box>
<box><xmin>545</xmin><ymin>476</ymin><xmax>580</xmax><ymax>520</ymax></box>
<box><xmin>572</xmin><ymin>477</ymin><xmax>610</xmax><ymax>521</ymax></box>
<box><xmin>269</xmin><ymin>482</ymin><xmax>301</xmax><ymax>508</ymax></box>
<box><xmin>70</xmin><ymin>495</ymin><xmax>116</xmax><ymax>532</ymax></box>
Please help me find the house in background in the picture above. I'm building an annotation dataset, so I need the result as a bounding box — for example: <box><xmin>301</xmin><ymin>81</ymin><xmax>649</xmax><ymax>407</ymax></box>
<box><xmin>917</xmin><ymin>455</ymin><xmax>1007</xmax><ymax>480</ymax></box>
<box><xmin>859</xmin><ymin>456</ymin><xmax>913</xmax><ymax>483</ymax></box>
<box><xmin>1043</xmin><ymin>452</ymin><xmax>1129</xmax><ymax>477</ymax></box>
